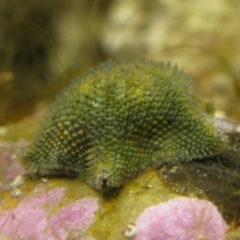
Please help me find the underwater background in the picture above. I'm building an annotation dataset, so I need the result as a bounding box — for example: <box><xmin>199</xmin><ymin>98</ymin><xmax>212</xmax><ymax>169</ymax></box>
<box><xmin>0</xmin><ymin>0</ymin><xmax>240</xmax><ymax>239</ymax></box>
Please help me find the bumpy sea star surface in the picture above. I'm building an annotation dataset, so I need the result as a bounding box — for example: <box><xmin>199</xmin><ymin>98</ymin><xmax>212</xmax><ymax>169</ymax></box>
<box><xmin>21</xmin><ymin>59</ymin><xmax>227</xmax><ymax>190</ymax></box>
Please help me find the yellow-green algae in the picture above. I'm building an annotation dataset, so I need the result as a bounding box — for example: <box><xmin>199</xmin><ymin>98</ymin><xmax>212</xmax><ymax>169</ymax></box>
<box><xmin>0</xmin><ymin>117</ymin><xmax>41</xmax><ymax>142</ymax></box>
<box><xmin>91</xmin><ymin>170</ymin><xmax>175</xmax><ymax>240</ymax></box>
<box><xmin>21</xmin><ymin>59</ymin><xmax>227</xmax><ymax>190</ymax></box>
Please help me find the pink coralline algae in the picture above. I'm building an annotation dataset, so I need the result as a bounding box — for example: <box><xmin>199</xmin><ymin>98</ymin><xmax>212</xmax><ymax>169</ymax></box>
<box><xmin>134</xmin><ymin>197</ymin><xmax>228</xmax><ymax>240</ymax></box>
<box><xmin>49</xmin><ymin>198</ymin><xmax>99</xmax><ymax>239</ymax></box>
<box><xmin>0</xmin><ymin>187</ymin><xmax>98</xmax><ymax>240</ymax></box>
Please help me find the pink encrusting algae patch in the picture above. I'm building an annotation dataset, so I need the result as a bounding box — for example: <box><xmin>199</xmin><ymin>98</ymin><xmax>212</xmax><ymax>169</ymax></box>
<box><xmin>0</xmin><ymin>187</ymin><xmax>99</xmax><ymax>240</ymax></box>
<box><xmin>49</xmin><ymin>197</ymin><xmax>99</xmax><ymax>240</ymax></box>
<box><xmin>135</xmin><ymin>197</ymin><xmax>228</xmax><ymax>240</ymax></box>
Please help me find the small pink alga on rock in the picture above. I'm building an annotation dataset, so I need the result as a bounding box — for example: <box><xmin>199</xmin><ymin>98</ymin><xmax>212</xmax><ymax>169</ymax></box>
<box><xmin>134</xmin><ymin>197</ymin><xmax>228</xmax><ymax>240</ymax></box>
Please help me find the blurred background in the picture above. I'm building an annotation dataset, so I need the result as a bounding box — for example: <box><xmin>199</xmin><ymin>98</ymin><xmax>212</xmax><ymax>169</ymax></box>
<box><xmin>0</xmin><ymin>0</ymin><xmax>240</xmax><ymax>125</ymax></box>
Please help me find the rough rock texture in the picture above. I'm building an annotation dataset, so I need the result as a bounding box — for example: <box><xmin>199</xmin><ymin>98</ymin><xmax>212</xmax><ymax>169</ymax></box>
<box><xmin>21</xmin><ymin>59</ymin><xmax>226</xmax><ymax>190</ymax></box>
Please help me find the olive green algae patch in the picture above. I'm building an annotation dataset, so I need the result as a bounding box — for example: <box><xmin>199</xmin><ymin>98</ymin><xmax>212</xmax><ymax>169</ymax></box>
<box><xmin>21</xmin><ymin>59</ymin><xmax>227</xmax><ymax>190</ymax></box>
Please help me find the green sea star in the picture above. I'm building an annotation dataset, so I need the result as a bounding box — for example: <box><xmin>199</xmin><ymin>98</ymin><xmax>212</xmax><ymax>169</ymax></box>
<box><xmin>21</xmin><ymin>59</ymin><xmax>227</xmax><ymax>190</ymax></box>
